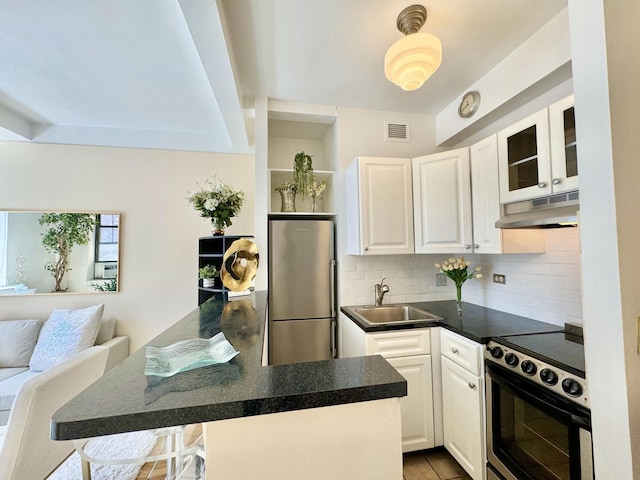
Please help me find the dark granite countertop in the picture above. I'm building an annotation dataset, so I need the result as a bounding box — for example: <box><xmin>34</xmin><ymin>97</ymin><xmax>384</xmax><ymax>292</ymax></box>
<box><xmin>52</xmin><ymin>291</ymin><xmax>406</xmax><ymax>441</ymax></box>
<box><xmin>341</xmin><ymin>300</ymin><xmax>563</xmax><ymax>344</ymax></box>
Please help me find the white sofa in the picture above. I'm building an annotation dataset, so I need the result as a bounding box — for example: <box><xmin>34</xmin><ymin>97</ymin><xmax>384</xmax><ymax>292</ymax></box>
<box><xmin>0</xmin><ymin>312</ymin><xmax>129</xmax><ymax>480</ymax></box>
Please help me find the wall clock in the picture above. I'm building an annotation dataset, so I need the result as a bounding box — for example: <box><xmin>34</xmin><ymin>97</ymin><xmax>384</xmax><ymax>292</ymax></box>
<box><xmin>458</xmin><ymin>91</ymin><xmax>481</xmax><ymax>118</ymax></box>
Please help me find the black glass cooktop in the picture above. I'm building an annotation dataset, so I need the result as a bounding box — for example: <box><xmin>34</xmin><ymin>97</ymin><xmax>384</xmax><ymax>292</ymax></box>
<box><xmin>493</xmin><ymin>331</ymin><xmax>586</xmax><ymax>378</ymax></box>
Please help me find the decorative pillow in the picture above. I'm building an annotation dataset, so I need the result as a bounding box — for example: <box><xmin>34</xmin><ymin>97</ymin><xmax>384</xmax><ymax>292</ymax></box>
<box><xmin>95</xmin><ymin>316</ymin><xmax>116</xmax><ymax>345</ymax></box>
<box><xmin>0</xmin><ymin>319</ymin><xmax>43</xmax><ymax>367</ymax></box>
<box><xmin>29</xmin><ymin>304</ymin><xmax>104</xmax><ymax>372</ymax></box>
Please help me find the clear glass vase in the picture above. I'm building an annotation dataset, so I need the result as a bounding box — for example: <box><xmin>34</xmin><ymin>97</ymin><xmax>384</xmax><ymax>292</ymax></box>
<box><xmin>211</xmin><ymin>219</ymin><xmax>225</xmax><ymax>236</ymax></box>
<box><xmin>456</xmin><ymin>283</ymin><xmax>463</xmax><ymax>313</ymax></box>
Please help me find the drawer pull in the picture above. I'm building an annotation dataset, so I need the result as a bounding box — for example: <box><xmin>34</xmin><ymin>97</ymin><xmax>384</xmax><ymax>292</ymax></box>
<box><xmin>468</xmin><ymin>382</ymin><xmax>476</xmax><ymax>389</ymax></box>
<box><xmin>451</xmin><ymin>347</ymin><xmax>459</xmax><ymax>354</ymax></box>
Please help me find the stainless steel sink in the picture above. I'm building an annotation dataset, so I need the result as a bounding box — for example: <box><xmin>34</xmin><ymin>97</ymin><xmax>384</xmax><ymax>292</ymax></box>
<box><xmin>354</xmin><ymin>305</ymin><xmax>442</xmax><ymax>325</ymax></box>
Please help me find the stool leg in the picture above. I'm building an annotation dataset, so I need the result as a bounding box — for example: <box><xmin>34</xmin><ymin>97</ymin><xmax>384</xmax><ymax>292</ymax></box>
<box><xmin>165</xmin><ymin>431</ymin><xmax>174</xmax><ymax>480</ymax></box>
<box><xmin>81</xmin><ymin>457</ymin><xmax>92</xmax><ymax>480</ymax></box>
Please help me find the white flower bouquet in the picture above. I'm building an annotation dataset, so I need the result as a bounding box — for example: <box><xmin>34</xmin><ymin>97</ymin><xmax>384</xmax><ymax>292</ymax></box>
<box><xmin>307</xmin><ymin>179</ymin><xmax>326</xmax><ymax>198</ymax></box>
<box><xmin>435</xmin><ymin>257</ymin><xmax>482</xmax><ymax>305</ymax></box>
<box><xmin>187</xmin><ymin>176</ymin><xmax>245</xmax><ymax>230</ymax></box>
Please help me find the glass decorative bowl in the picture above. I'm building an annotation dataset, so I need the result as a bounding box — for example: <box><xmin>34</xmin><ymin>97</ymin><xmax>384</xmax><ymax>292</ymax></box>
<box><xmin>144</xmin><ymin>332</ymin><xmax>239</xmax><ymax>377</ymax></box>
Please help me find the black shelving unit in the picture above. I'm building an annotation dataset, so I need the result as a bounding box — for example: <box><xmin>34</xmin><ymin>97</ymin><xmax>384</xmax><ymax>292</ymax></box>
<box><xmin>198</xmin><ymin>235</ymin><xmax>253</xmax><ymax>305</ymax></box>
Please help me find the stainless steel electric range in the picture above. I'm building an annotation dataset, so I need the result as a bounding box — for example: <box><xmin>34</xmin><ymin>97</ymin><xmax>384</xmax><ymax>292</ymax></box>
<box><xmin>484</xmin><ymin>327</ymin><xmax>593</xmax><ymax>480</ymax></box>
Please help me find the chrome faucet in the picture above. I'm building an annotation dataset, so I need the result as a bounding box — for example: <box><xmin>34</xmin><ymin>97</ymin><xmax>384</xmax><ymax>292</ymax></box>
<box><xmin>374</xmin><ymin>278</ymin><xmax>390</xmax><ymax>306</ymax></box>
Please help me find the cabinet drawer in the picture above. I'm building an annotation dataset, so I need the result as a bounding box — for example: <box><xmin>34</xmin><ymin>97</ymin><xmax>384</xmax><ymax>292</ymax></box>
<box><xmin>440</xmin><ymin>329</ymin><xmax>481</xmax><ymax>375</ymax></box>
<box><xmin>365</xmin><ymin>329</ymin><xmax>430</xmax><ymax>359</ymax></box>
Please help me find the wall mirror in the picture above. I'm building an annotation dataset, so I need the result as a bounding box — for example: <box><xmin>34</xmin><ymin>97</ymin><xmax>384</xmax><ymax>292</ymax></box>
<box><xmin>0</xmin><ymin>211</ymin><xmax>120</xmax><ymax>295</ymax></box>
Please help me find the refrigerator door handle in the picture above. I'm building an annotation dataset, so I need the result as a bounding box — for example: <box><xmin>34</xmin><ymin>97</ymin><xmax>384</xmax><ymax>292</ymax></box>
<box><xmin>330</xmin><ymin>259</ymin><xmax>336</xmax><ymax>318</ymax></box>
<box><xmin>331</xmin><ymin>318</ymin><xmax>337</xmax><ymax>359</ymax></box>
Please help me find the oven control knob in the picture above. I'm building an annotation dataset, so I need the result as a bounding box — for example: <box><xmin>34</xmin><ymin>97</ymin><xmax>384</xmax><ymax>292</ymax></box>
<box><xmin>521</xmin><ymin>360</ymin><xmax>537</xmax><ymax>376</ymax></box>
<box><xmin>540</xmin><ymin>368</ymin><xmax>558</xmax><ymax>385</ymax></box>
<box><xmin>505</xmin><ymin>353</ymin><xmax>519</xmax><ymax>367</ymax></box>
<box><xmin>487</xmin><ymin>346</ymin><xmax>504</xmax><ymax>359</ymax></box>
<box><xmin>562</xmin><ymin>378</ymin><xmax>583</xmax><ymax>397</ymax></box>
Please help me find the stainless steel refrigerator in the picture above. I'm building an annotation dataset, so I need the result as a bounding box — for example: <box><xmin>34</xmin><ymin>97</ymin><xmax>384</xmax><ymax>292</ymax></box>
<box><xmin>268</xmin><ymin>219</ymin><xmax>336</xmax><ymax>365</ymax></box>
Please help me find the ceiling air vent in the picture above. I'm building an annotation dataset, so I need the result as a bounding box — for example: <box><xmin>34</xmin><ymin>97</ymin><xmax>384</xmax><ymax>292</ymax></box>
<box><xmin>385</xmin><ymin>121</ymin><xmax>410</xmax><ymax>143</ymax></box>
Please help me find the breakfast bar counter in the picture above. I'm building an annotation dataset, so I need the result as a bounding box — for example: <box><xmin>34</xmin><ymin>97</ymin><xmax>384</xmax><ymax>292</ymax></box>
<box><xmin>52</xmin><ymin>291</ymin><xmax>407</xmax><ymax>479</ymax></box>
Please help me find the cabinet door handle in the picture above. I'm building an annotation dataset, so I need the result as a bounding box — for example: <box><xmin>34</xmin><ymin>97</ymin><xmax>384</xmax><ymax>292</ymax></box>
<box><xmin>538</xmin><ymin>182</ymin><xmax>547</xmax><ymax>188</ymax></box>
<box><xmin>552</xmin><ymin>178</ymin><xmax>561</xmax><ymax>185</ymax></box>
<box><xmin>451</xmin><ymin>347</ymin><xmax>459</xmax><ymax>354</ymax></box>
<box><xmin>473</xmin><ymin>244</ymin><xmax>479</xmax><ymax>249</ymax></box>
<box><xmin>464</xmin><ymin>244</ymin><xmax>471</xmax><ymax>250</ymax></box>
<box><xmin>364</xmin><ymin>246</ymin><xmax>369</xmax><ymax>252</ymax></box>
<box><xmin>468</xmin><ymin>382</ymin><xmax>476</xmax><ymax>389</ymax></box>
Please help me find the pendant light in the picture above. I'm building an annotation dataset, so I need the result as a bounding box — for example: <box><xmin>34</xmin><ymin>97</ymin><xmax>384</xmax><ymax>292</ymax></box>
<box><xmin>384</xmin><ymin>5</ymin><xmax>442</xmax><ymax>91</ymax></box>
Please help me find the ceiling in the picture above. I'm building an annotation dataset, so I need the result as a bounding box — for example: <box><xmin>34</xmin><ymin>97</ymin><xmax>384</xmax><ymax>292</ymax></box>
<box><xmin>0</xmin><ymin>0</ymin><xmax>567</xmax><ymax>153</ymax></box>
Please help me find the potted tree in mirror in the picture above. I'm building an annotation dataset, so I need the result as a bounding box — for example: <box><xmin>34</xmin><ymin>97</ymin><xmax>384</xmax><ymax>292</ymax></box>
<box><xmin>199</xmin><ymin>264</ymin><xmax>218</xmax><ymax>288</ymax></box>
<box><xmin>39</xmin><ymin>213</ymin><xmax>97</xmax><ymax>292</ymax></box>
<box><xmin>274</xmin><ymin>181</ymin><xmax>297</xmax><ymax>212</ymax></box>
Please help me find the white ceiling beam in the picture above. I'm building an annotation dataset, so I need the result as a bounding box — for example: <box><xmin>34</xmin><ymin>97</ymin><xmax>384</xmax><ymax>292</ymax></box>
<box><xmin>178</xmin><ymin>0</ymin><xmax>249</xmax><ymax>148</ymax></box>
<box><xmin>30</xmin><ymin>125</ymin><xmax>253</xmax><ymax>154</ymax></box>
<box><xmin>0</xmin><ymin>104</ymin><xmax>33</xmax><ymax>141</ymax></box>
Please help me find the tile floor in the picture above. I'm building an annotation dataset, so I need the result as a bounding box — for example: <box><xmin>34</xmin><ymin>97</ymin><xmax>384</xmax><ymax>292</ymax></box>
<box><xmin>403</xmin><ymin>448</ymin><xmax>471</xmax><ymax>480</ymax></box>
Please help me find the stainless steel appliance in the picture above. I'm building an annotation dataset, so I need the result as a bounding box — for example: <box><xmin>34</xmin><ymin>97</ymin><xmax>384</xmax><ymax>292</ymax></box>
<box><xmin>496</xmin><ymin>191</ymin><xmax>579</xmax><ymax>229</ymax></box>
<box><xmin>268</xmin><ymin>219</ymin><xmax>336</xmax><ymax>365</ymax></box>
<box><xmin>485</xmin><ymin>331</ymin><xmax>593</xmax><ymax>480</ymax></box>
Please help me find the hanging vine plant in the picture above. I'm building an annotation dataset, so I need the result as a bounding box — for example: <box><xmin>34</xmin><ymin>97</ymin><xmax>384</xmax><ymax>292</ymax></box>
<box><xmin>293</xmin><ymin>151</ymin><xmax>314</xmax><ymax>197</ymax></box>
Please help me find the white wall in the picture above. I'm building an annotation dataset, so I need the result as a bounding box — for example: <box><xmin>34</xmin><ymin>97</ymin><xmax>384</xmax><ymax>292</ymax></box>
<box><xmin>0</xmin><ymin>142</ymin><xmax>255</xmax><ymax>351</ymax></box>
<box><xmin>335</xmin><ymin>106</ymin><xmax>441</xmax><ymax>306</ymax></box>
<box><xmin>568</xmin><ymin>0</ymin><xmax>638</xmax><ymax>476</ymax></box>
<box><xmin>340</xmin><ymin>229</ymin><xmax>581</xmax><ymax>328</ymax></box>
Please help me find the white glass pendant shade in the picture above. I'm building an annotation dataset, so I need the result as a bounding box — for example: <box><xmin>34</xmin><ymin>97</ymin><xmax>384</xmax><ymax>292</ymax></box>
<box><xmin>384</xmin><ymin>32</ymin><xmax>442</xmax><ymax>91</ymax></box>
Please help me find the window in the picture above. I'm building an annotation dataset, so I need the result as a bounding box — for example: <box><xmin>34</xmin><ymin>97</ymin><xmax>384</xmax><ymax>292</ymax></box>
<box><xmin>95</xmin><ymin>214</ymin><xmax>119</xmax><ymax>262</ymax></box>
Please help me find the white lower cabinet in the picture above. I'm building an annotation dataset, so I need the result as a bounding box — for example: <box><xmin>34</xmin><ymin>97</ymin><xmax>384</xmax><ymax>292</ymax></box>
<box><xmin>440</xmin><ymin>330</ymin><xmax>485</xmax><ymax>480</ymax></box>
<box><xmin>386</xmin><ymin>355</ymin><xmax>435</xmax><ymax>452</ymax></box>
<box><xmin>338</xmin><ymin>317</ymin><xmax>435</xmax><ymax>453</ymax></box>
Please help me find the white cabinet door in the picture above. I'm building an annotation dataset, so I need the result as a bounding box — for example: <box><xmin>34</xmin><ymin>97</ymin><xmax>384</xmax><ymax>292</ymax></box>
<box><xmin>470</xmin><ymin>135</ymin><xmax>502</xmax><ymax>254</ymax></box>
<box><xmin>387</xmin><ymin>355</ymin><xmax>435</xmax><ymax>453</ymax></box>
<box><xmin>441</xmin><ymin>356</ymin><xmax>485</xmax><ymax>480</ymax></box>
<box><xmin>412</xmin><ymin>149</ymin><xmax>473</xmax><ymax>254</ymax></box>
<box><xmin>346</xmin><ymin>157</ymin><xmax>414</xmax><ymax>255</ymax></box>
<box><xmin>549</xmin><ymin>94</ymin><xmax>579</xmax><ymax>193</ymax></box>
<box><xmin>498</xmin><ymin>108</ymin><xmax>552</xmax><ymax>203</ymax></box>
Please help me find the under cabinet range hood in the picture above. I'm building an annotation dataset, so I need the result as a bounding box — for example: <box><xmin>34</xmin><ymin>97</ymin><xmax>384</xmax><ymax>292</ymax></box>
<box><xmin>496</xmin><ymin>191</ymin><xmax>579</xmax><ymax>229</ymax></box>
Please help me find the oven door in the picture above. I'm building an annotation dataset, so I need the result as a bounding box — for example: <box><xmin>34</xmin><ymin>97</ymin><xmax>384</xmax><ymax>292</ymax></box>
<box><xmin>486</xmin><ymin>362</ymin><xmax>593</xmax><ymax>480</ymax></box>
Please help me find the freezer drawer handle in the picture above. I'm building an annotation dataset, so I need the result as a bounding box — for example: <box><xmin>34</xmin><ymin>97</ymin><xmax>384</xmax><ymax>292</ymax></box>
<box><xmin>330</xmin><ymin>259</ymin><xmax>336</xmax><ymax>318</ymax></box>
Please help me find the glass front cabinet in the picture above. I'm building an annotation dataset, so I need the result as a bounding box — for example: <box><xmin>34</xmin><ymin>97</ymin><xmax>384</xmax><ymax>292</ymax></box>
<box><xmin>498</xmin><ymin>95</ymin><xmax>577</xmax><ymax>203</ymax></box>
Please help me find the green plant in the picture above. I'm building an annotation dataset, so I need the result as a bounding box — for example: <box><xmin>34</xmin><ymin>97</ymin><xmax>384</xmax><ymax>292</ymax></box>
<box><xmin>39</xmin><ymin>213</ymin><xmax>97</xmax><ymax>292</ymax></box>
<box><xmin>90</xmin><ymin>277</ymin><xmax>118</xmax><ymax>292</ymax></box>
<box><xmin>293</xmin><ymin>151</ymin><xmax>314</xmax><ymax>197</ymax></box>
<box><xmin>187</xmin><ymin>176</ymin><xmax>245</xmax><ymax>229</ymax></box>
<box><xmin>274</xmin><ymin>181</ymin><xmax>297</xmax><ymax>193</ymax></box>
<box><xmin>198</xmin><ymin>264</ymin><xmax>219</xmax><ymax>279</ymax></box>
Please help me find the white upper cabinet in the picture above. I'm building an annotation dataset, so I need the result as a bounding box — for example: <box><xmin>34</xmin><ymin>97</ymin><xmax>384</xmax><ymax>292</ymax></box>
<box><xmin>412</xmin><ymin>149</ymin><xmax>473</xmax><ymax>254</ymax></box>
<box><xmin>497</xmin><ymin>108</ymin><xmax>552</xmax><ymax>203</ymax></box>
<box><xmin>548</xmin><ymin>94</ymin><xmax>578</xmax><ymax>193</ymax></box>
<box><xmin>346</xmin><ymin>157</ymin><xmax>414</xmax><ymax>255</ymax></box>
<box><xmin>469</xmin><ymin>135</ymin><xmax>502</xmax><ymax>254</ymax></box>
<box><xmin>413</xmin><ymin>138</ymin><xmax>544</xmax><ymax>255</ymax></box>
<box><xmin>498</xmin><ymin>95</ymin><xmax>579</xmax><ymax>203</ymax></box>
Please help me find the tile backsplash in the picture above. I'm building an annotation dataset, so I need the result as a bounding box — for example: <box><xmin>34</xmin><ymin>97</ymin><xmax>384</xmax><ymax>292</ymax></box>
<box><xmin>339</xmin><ymin>228</ymin><xmax>581</xmax><ymax>327</ymax></box>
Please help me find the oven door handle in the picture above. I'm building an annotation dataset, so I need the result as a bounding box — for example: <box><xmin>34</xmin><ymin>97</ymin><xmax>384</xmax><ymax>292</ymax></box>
<box><xmin>486</xmin><ymin>363</ymin><xmax>591</xmax><ymax>429</ymax></box>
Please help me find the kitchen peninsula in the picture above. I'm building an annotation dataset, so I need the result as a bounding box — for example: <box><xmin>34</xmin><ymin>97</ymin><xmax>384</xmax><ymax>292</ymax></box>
<box><xmin>51</xmin><ymin>292</ymin><xmax>407</xmax><ymax>480</ymax></box>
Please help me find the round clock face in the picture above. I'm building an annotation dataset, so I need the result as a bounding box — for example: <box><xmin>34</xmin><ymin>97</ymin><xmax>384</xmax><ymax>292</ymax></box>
<box><xmin>458</xmin><ymin>91</ymin><xmax>480</xmax><ymax>118</ymax></box>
